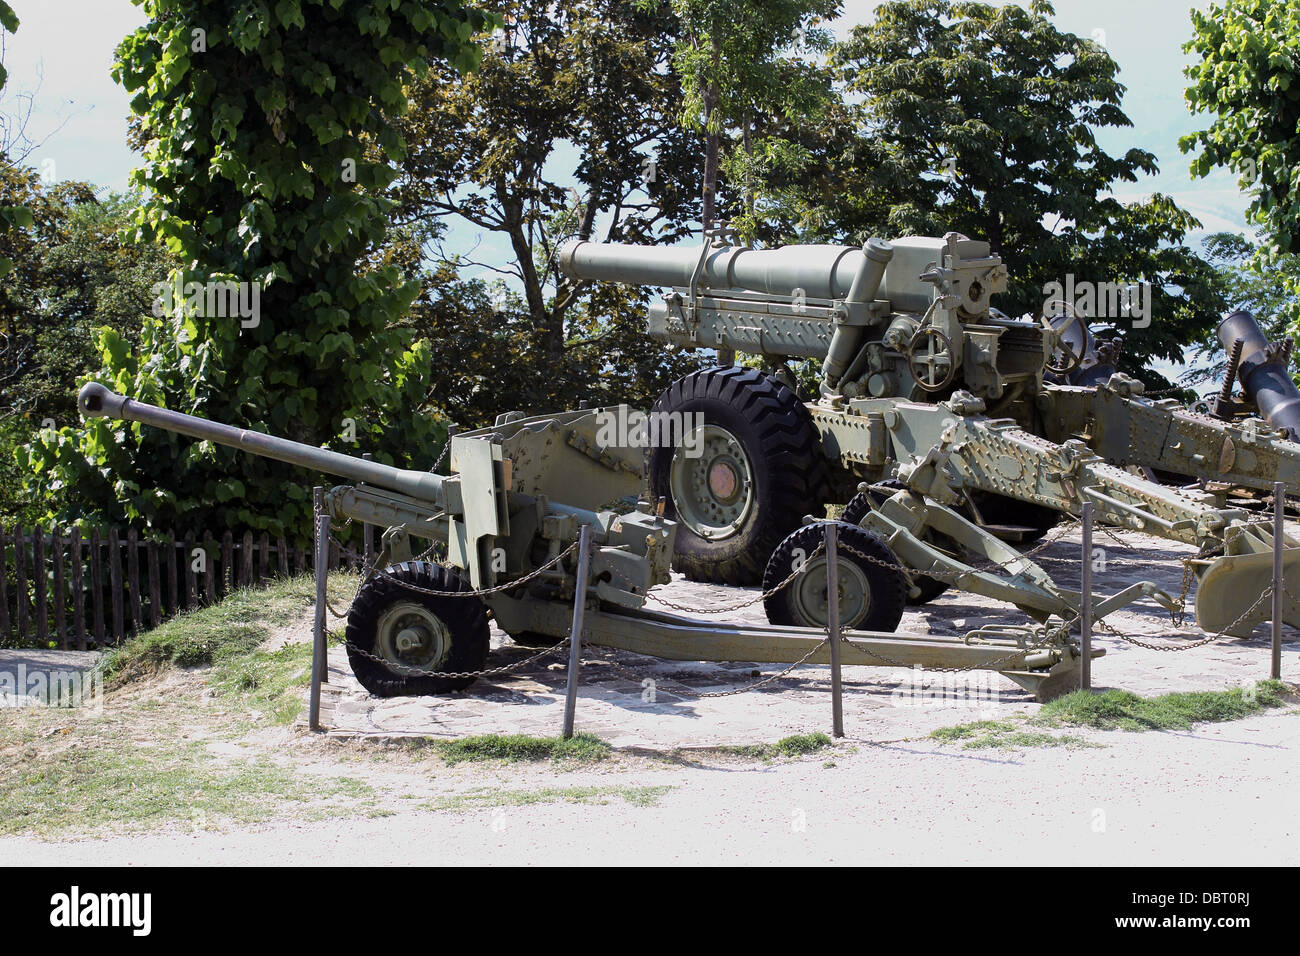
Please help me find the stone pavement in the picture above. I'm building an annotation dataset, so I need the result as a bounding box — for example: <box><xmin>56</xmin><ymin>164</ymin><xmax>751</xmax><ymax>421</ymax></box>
<box><xmin>316</xmin><ymin>525</ymin><xmax>1300</xmax><ymax>749</ymax></box>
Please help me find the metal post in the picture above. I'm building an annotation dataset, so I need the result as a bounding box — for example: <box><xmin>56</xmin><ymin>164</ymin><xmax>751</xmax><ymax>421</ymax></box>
<box><xmin>824</xmin><ymin>522</ymin><xmax>844</xmax><ymax>738</ymax></box>
<box><xmin>310</xmin><ymin>487</ymin><xmax>329</xmax><ymax>731</ymax></box>
<box><xmin>1273</xmin><ymin>482</ymin><xmax>1285</xmax><ymax>681</ymax></box>
<box><xmin>1080</xmin><ymin>501</ymin><xmax>1093</xmax><ymax>692</ymax></box>
<box><xmin>562</xmin><ymin>524</ymin><xmax>593</xmax><ymax>739</ymax></box>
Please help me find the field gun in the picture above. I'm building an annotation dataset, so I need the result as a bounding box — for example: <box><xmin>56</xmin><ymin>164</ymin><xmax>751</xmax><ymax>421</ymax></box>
<box><xmin>79</xmin><ymin>382</ymin><xmax>1100</xmax><ymax>702</ymax></box>
<box><xmin>559</xmin><ymin>231</ymin><xmax>1300</xmax><ymax>637</ymax></box>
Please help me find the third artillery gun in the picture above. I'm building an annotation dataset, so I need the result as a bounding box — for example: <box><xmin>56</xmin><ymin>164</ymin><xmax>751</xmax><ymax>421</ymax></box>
<box><xmin>559</xmin><ymin>229</ymin><xmax>1300</xmax><ymax>636</ymax></box>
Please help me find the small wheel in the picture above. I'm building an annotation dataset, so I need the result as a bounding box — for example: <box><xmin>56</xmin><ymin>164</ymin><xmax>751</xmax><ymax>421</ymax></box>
<box><xmin>906</xmin><ymin>328</ymin><xmax>957</xmax><ymax>392</ymax></box>
<box><xmin>762</xmin><ymin>521</ymin><xmax>907</xmax><ymax>632</ymax></box>
<box><xmin>1039</xmin><ymin>303</ymin><xmax>1088</xmax><ymax>376</ymax></box>
<box><xmin>345</xmin><ymin>562</ymin><xmax>490</xmax><ymax>697</ymax></box>
<box><xmin>840</xmin><ymin>483</ymin><xmax>951</xmax><ymax>605</ymax></box>
<box><xmin>648</xmin><ymin>366</ymin><xmax>828</xmax><ymax>586</ymax></box>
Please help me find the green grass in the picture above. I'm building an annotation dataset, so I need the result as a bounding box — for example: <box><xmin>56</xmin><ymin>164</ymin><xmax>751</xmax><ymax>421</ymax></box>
<box><xmin>931</xmin><ymin>681</ymin><xmax>1291</xmax><ymax>750</ymax></box>
<box><xmin>98</xmin><ymin>575</ymin><xmax>322</xmax><ymax>684</ymax></box>
<box><xmin>0</xmin><ymin>735</ymin><xmax>375</xmax><ymax>837</ymax></box>
<box><xmin>211</xmin><ymin>640</ymin><xmax>314</xmax><ymax>725</ymax></box>
<box><xmin>723</xmin><ymin>732</ymin><xmax>834</xmax><ymax>760</ymax></box>
<box><xmin>427</xmin><ymin>784</ymin><xmax>672</xmax><ymax>811</ymax></box>
<box><xmin>430</xmin><ymin>733</ymin><xmax>611</xmax><ymax>765</ymax></box>
<box><xmin>1039</xmin><ymin>681</ymin><xmax>1287</xmax><ymax>731</ymax></box>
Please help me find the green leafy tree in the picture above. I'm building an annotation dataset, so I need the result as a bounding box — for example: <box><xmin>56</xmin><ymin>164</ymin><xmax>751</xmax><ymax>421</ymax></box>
<box><xmin>24</xmin><ymin>0</ymin><xmax>496</xmax><ymax>537</ymax></box>
<box><xmin>393</xmin><ymin>0</ymin><xmax>706</xmax><ymax>419</ymax></box>
<box><xmin>0</xmin><ymin>0</ymin><xmax>26</xmax><ymax>280</ymax></box>
<box><xmin>653</xmin><ymin>0</ymin><xmax>841</xmax><ymax>235</ymax></box>
<box><xmin>1183</xmin><ymin>0</ymin><xmax>1300</xmax><ymax>259</ymax></box>
<box><xmin>771</xmin><ymin>0</ymin><xmax>1224</xmax><ymax>378</ymax></box>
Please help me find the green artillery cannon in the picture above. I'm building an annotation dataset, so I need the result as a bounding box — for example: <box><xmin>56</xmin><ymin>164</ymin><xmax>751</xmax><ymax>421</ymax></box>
<box><xmin>78</xmin><ymin>381</ymin><xmax>1099</xmax><ymax>701</ymax></box>
<box><xmin>559</xmin><ymin>230</ymin><xmax>1300</xmax><ymax>637</ymax></box>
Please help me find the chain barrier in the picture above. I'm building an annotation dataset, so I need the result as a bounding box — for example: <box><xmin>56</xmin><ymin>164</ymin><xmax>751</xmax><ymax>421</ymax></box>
<box><xmin>345</xmin><ymin>634</ymin><xmax>574</xmax><ymax>681</ymax></box>
<box><xmin>583</xmin><ymin>638</ymin><xmax>832</xmax><ymax>698</ymax></box>
<box><xmin>642</xmin><ymin>543</ymin><xmax>827</xmax><ymax>614</ymax></box>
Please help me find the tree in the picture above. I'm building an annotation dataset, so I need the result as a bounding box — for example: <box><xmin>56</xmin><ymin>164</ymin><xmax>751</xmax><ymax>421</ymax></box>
<box><xmin>392</xmin><ymin>0</ymin><xmax>706</xmax><ymax>419</ymax></box>
<box><xmin>1183</xmin><ymin>0</ymin><xmax>1300</xmax><ymax>258</ymax></box>
<box><xmin>767</xmin><ymin>0</ymin><xmax>1224</xmax><ymax>378</ymax></box>
<box><xmin>24</xmin><ymin>0</ymin><xmax>496</xmax><ymax>536</ymax></box>
<box><xmin>654</xmin><ymin>0</ymin><xmax>841</xmax><ymax>235</ymax></box>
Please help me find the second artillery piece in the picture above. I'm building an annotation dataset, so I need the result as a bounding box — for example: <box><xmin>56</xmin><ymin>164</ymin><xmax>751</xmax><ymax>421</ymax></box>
<box><xmin>559</xmin><ymin>229</ymin><xmax>1300</xmax><ymax>637</ymax></box>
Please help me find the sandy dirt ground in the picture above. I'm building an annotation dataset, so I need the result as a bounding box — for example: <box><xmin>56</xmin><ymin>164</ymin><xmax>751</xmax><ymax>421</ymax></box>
<box><xmin>3</xmin><ymin>525</ymin><xmax>1298</xmax><ymax>866</ymax></box>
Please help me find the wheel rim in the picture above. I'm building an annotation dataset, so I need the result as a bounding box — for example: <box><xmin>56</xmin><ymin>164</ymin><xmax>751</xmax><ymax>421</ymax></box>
<box><xmin>668</xmin><ymin>424</ymin><xmax>755</xmax><ymax>539</ymax></box>
<box><xmin>790</xmin><ymin>555</ymin><xmax>872</xmax><ymax>628</ymax></box>
<box><xmin>374</xmin><ymin>602</ymin><xmax>452</xmax><ymax>675</ymax></box>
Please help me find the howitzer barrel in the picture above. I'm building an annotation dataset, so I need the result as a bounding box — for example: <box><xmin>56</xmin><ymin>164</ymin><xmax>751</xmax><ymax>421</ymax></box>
<box><xmin>1217</xmin><ymin>310</ymin><xmax>1300</xmax><ymax>440</ymax></box>
<box><xmin>558</xmin><ymin>237</ymin><xmax>888</xmax><ymax>300</ymax></box>
<box><xmin>77</xmin><ymin>383</ymin><xmax>446</xmax><ymax>502</ymax></box>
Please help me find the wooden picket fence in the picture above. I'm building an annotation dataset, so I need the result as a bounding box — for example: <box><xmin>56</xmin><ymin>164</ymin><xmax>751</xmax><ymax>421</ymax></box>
<box><xmin>0</xmin><ymin>525</ymin><xmax>368</xmax><ymax>649</ymax></box>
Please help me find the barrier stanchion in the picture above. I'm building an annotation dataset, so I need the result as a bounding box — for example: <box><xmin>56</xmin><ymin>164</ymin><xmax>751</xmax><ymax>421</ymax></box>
<box><xmin>1273</xmin><ymin>482</ymin><xmax>1285</xmax><ymax>681</ymax></box>
<box><xmin>562</xmin><ymin>523</ymin><xmax>593</xmax><ymax>739</ymax></box>
<box><xmin>824</xmin><ymin>522</ymin><xmax>844</xmax><ymax>738</ymax></box>
<box><xmin>1081</xmin><ymin>501</ymin><xmax>1093</xmax><ymax>692</ymax></box>
<box><xmin>310</xmin><ymin>486</ymin><xmax>329</xmax><ymax>732</ymax></box>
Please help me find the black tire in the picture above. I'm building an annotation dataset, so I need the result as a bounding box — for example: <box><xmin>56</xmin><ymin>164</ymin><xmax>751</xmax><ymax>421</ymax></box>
<box><xmin>345</xmin><ymin>562</ymin><xmax>490</xmax><ymax>697</ymax></box>
<box><xmin>762</xmin><ymin>521</ymin><xmax>907</xmax><ymax>632</ymax></box>
<box><xmin>648</xmin><ymin>366</ymin><xmax>828</xmax><ymax>586</ymax></box>
<box><xmin>841</xmin><ymin>484</ymin><xmax>950</xmax><ymax>605</ymax></box>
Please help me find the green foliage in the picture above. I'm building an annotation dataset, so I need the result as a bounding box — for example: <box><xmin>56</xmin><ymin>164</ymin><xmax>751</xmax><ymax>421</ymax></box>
<box><xmin>23</xmin><ymin>0</ymin><xmax>496</xmax><ymax>535</ymax></box>
<box><xmin>761</xmin><ymin>0</ymin><xmax>1222</xmax><ymax>378</ymax></box>
<box><xmin>393</xmin><ymin>0</ymin><xmax>706</xmax><ymax>422</ymax></box>
<box><xmin>1040</xmin><ymin>681</ymin><xmax>1287</xmax><ymax>731</ymax></box>
<box><xmin>1183</xmin><ymin>0</ymin><xmax>1300</xmax><ymax>258</ymax></box>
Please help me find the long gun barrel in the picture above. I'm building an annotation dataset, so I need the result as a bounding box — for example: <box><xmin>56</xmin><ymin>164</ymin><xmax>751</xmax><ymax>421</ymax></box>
<box><xmin>77</xmin><ymin>382</ymin><xmax>446</xmax><ymax>502</ymax></box>
<box><xmin>1217</xmin><ymin>310</ymin><xmax>1300</xmax><ymax>440</ymax></box>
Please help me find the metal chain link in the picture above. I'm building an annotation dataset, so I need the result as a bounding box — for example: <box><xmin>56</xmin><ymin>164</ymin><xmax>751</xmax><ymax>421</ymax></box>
<box><xmin>346</xmin><ymin>634</ymin><xmax>573</xmax><ymax>680</ymax></box>
<box><xmin>642</xmin><ymin>543</ymin><xmax>827</xmax><ymax>613</ymax></box>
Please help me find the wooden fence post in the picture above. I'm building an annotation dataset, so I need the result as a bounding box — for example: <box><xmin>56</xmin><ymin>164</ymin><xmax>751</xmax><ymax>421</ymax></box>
<box><xmin>126</xmin><ymin>528</ymin><xmax>142</xmax><ymax>634</ymax></box>
<box><xmin>203</xmin><ymin>535</ymin><xmax>216</xmax><ymax>606</ymax></box>
<box><xmin>108</xmin><ymin>527</ymin><xmax>125</xmax><ymax>642</ymax></box>
<box><xmin>32</xmin><ymin>528</ymin><xmax>47</xmax><ymax>647</ymax></box>
<box><xmin>52</xmin><ymin>529</ymin><xmax>67</xmax><ymax>649</ymax></box>
<box><xmin>241</xmin><ymin>530</ymin><xmax>254</xmax><ymax>587</ymax></box>
<box><xmin>71</xmin><ymin>528</ymin><xmax>86</xmax><ymax>650</ymax></box>
<box><xmin>277</xmin><ymin>536</ymin><xmax>289</xmax><ymax>578</ymax></box>
<box><xmin>0</xmin><ymin>529</ymin><xmax>10</xmax><ymax>641</ymax></box>
<box><xmin>183</xmin><ymin>531</ymin><xmax>198</xmax><ymax>609</ymax></box>
<box><xmin>221</xmin><ymin>531</ymin><xmax>234</xmax><ymax>597</ymax></box>
<box><xmin>147</xmin><ymin>538</ymin><xmax>162</xmax><ymax>628</ymax></box>
<box><xmin>165</xmin><ymin>530</ymin><xmax>179</xmax><ymax>615</ymax></box>
<box><xmin>90</xmin><ymin>528</ymin><xmax>105</xmax><ymax>645</ymax></box>
<box><xmin>15</xmin><ymin>525</ymin><xmax>28</xmax><ymax>641</ymax></box>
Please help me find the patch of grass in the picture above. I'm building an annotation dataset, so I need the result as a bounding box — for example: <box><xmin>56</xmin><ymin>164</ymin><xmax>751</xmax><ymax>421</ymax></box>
<box><xmin>211</xmin><ymin>641</ymin><xmax>313</xmax><ymax>725</ymax></box>
<box><xmin>427</xmin><ymin>784</ymin><xmax>672</xmax><ymax>811</ymax></box>
<box><xmin>0</xmin><ymin>735</ymin><xmax>375</xmax><ymax>837</ymax></box>
<box><xmin>930</xmin><ymin>719</ymin><xmax>1098</xmax><ymax>751</ymax></box>
<box><xmin>1039</xmin><ymin>681</ymin><xmax>1287</xmax><ymax>732</ymax></box>
<box><xmin>723</xmin><ymin>732</ymin><xmax>834</xmax><ymax>760</ymax></box>
<box><xmin>98</xmin><ymin>575</ymin><xmax>321</xmax><ymax>685</ymax></box>
<box><xmin>431</xmin><ymin>733</ymin><xmax>611</xmax><ymax>765</ymax></box>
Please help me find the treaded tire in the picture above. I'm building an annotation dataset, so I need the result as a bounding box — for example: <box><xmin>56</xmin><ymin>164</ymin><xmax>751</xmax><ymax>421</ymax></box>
<box><xmin>648</xmin><ymin>366</ymin><xmax>828</xmax><ymax>586</ymax></box>
<box><xmin>841</xmin><ymin>484</ymin><xmax>950</xmax><ymax>606</ymax></box>
<box><xmin>345</xmin><ymin>562</ymin><xmax>490</xmax><ymax>697</ymax></box>
<box><xmin>762</xmin><ymin>521</ymin><xmax>907</xmax><ymax>632</ymax></box>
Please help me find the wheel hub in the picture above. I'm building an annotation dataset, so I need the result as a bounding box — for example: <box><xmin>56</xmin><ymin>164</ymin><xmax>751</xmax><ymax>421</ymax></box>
<box><xmin>791</xmin><ymin>558</ymin><xmax>872</xmax><ymax>629</ymax></box>
<box><xmin>668</xmin><ymin>424</ymin><xmax>755</xmax><ymax>539</ymax></box>
<box><xmin>375</xmin><ymin>602</ymin><xmax>452</xmax><ymax>674</ymax></box>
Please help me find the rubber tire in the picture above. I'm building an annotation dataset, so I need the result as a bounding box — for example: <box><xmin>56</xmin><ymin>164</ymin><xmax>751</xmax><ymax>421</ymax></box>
<box><xmin>648</xmin><ymin>366</ymin><xmax>828</xmax><ymax>586</ymax></box>
<box><xmin>841</xmin><ymin>485</ymin><xmax>950</xmax><ymax>605</ymax></box>
<box><xmin>762</xmin><ymin>521</ymin><xmax>907</xmax><ymax>633</ymax></box>
<box><xmin>345</xmin><ymin>562</ymin><xmax>490</xmax><ymax>697</ymax></box>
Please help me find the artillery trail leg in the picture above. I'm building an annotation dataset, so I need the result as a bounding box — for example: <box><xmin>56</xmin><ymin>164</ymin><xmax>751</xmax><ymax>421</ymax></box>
<box><xmin>562</xmin><ymin>524</ymin><xmax>593</xmax><ymax>740</ymax></box>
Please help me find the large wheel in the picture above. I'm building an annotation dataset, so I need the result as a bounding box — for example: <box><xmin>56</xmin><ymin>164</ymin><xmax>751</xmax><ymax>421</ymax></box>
<box><xmin>648</xmin><ymin>366</ymin><xmax>828</xmax><ymax>586</ymax></box>
<box><xmin>345</xmin><ymin>562</ymin><xmax>490</xmax><ymax>697</ymax></box>
<box><xmin>762</xmin><ymin>521</ymin><xmax>907</xmax><ymax>632</ymax></box>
